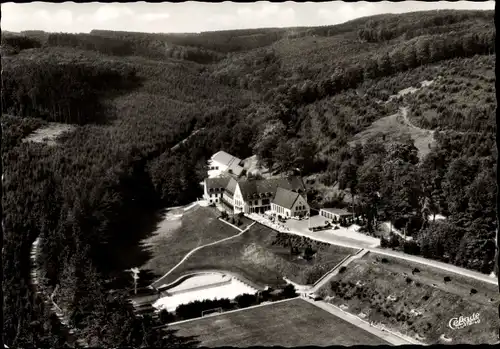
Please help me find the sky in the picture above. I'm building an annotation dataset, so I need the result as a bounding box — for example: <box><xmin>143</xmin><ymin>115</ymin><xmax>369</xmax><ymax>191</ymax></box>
<box><xmin>1</xmin><ymin>1</ymin><xmax>496</xmax><ymax>34</ymax></box>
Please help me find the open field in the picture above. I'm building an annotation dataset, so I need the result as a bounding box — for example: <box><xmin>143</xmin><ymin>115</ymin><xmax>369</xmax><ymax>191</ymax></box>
<box><xmin>161</xmin><ymin>223</ymin><xmax>357</xmax><ymax>288</ymax></box>
<box><xmin>350</xmin><ymin>109</ymin><xmax>434</xmax><ymax>160</ymax></box>
<box><xmin>170</xmin><ymin>298</ymin><xmax>390</xmax><ymax>347</ymax></box>
<box><xmin>22</xmin><ymin>122</ymin><xmax>76</xmax><ymax>146</ymax></box>
<box><xmin>317</xmin><ymin>252</ymin><xmax>500</xmax><ymax>345</ymax></box>
<box><xmin>141</xmin><ymin>206</ymin><xmax>241</xmax><ymax>280</ymax></box>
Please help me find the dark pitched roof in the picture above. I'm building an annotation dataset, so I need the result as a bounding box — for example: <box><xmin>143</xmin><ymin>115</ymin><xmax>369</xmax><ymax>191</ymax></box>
<box><xmin>272</xmin><ymin>187</ymin><xmax>303</xmax><ymax>209</ymax></box>
<box><xmin>238</xmin><ymin>176</ymin><xmax>305</xmax><ymax>201</ymax></box>
<box><xmin>321</xmin><ymin>208</ymin><xmax>351</xmax><ymax>216</ymax></box>
<box><xmin>225</xmin><ymin>177</ymin><xmax>238</xmax><ymax>196</ymax></box>
<box><xmin>205</xmin><ymin>177</ymin><xmax>230</xmax><ymax>191</ymax></box>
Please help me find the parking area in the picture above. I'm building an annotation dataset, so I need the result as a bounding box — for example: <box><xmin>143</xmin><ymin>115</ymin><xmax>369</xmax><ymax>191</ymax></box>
<box><xmin>283</xmin><ymin>216</ymin><xmax>380</xmax><ymax>248</ymax></box>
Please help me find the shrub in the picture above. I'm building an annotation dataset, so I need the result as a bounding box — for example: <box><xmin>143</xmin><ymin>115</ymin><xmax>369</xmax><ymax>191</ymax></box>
<box><xmin>422</xmin><ymin>295</ymin><xmax>430</xmax><ymax>301</ymax></box>
<box><xmin>283</xmin><ymin>284</ymin><xmax>297</xmax><ymax>298</ymax></box>
<box><xmin>339</xmin><ymin>266</ymin><xmax>347</xmax><ymax>274</ymax></box>
<box><xmin>405</xmin><ymin>277</ymin><xmax>413</xmax><ymax>284</ymax></box>
<box><xmin>412</xmin><ymin>268</ymin><xmax>420</xmax><ymax>275</ymax></box>
<box><xmin>381</xmin><ymin>258</ymin><xmax>388</xmax><ymax>264</ymax></box>
<box><xmin>443</xmin><ymin>276</ymin><xmax>451</xmax><ymax>283</ymax></box>
<box><xmin>235</xmin><ymin>293</ymin><xmax>257</xmax><ymax>308</ymax></box>
<box><xmin>470</xmin><ymin>288</ymin><xmax>477</xmax><ymax>295</ymax></box>
<box><xmin>159</xmin><ymin>309</ymin><xmax>176</xmax><ymax>324</ymax></box>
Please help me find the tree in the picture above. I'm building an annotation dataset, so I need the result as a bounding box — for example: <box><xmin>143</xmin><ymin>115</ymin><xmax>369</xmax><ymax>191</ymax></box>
<box><xmin>338</xmin><ymin>161</ymin><xmax>359</xmax><ymax>222</ymax></box>
<box><xmin>235</xmin><ymin>294</ymin><xmax>257</xmax><ymax>308</ymax></box>
<box><xmin>283</xmin><ymin>284</ymin><xmax>297</xmax><ymax>298</ymax></box>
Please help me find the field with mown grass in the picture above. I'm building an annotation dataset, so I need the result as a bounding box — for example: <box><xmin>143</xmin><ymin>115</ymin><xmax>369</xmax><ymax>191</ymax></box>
<box><xmin>170</xmin><ymin>298</ymin><xmax>390</xmax><ymax>347</ymax></box>
<box><xmin>160</xmin><ymin>223</ymin><xmax>357</xmax><ymax>288</ymax></box>
<box><xmin>317</xmin><ymin>252</ymin><xmax>499</xmax><ymax>345</ymax></box>
<box><xmin>142</xmin><ymin>205</ymin><xmax>242</xmax><ymax>284</ymax></box>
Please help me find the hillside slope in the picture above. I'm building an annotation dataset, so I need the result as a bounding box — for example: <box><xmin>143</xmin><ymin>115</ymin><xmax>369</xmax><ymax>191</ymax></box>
<box><xmin>2</xmin><ymin>9</ymin><xmax>496</xmax><ymax>347</ymax></box>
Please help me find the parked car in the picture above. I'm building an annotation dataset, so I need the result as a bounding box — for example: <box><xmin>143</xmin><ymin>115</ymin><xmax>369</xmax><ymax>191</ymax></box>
<box><xmin>307</xmin><ymin>293</ymin><xmax>322</xmax><ymax>301</ymax></box>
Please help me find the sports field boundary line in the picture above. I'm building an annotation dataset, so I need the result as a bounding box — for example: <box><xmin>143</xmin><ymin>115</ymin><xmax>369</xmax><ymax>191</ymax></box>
<box><xmin>151</xmin><ymin>222</ymin><xmax>256</xmax><ymax>289</ymax></box>
<box><xmin>166</xmin><ymin>297</ymin><xmax>300</xmax><ymax>327</ymax></box>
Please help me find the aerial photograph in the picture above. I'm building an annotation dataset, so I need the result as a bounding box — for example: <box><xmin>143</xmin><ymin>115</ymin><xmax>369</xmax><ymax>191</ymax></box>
<box><xmin>1</xmin><ymin>1</ymin><xmax>498</xmax><ymax>347</ymax></box>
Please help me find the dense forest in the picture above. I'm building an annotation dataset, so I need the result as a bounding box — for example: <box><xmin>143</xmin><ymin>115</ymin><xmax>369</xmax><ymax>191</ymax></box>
<box><xmin>2</xmin><ymin>9</ymin><xmax>497</xmax><ymax>347</ymax></box>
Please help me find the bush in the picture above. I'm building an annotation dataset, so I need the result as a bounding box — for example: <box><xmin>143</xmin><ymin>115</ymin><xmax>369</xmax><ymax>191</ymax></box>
<box><xmin>159</xmin><ymin>309</ymin><xmax>176</xmax><ymax>324</ymax></box>
<box><xmin>381</xmin><ymin>258</ymin><xmax>388</xmax><ymax>264</ymax></box>
<box><xmin>470</xmin><ymin>288</ymin><xmax>477</xmax><ymax>295</ymax></box>
<box><xmin>235</xmin><ymin>293</ymin><xmax>257</xmax><ymax>308</ymax></box>
<box><xmin>175</xmin><ymin>298</ymin><xmax>233</xmax><ymax>320</ymax></box>
<box><xmin>412</xmin><ymin>268</ymin><xmax>420</xmax><ymax>275</ymax></box>
<box><xmin>339</xmin><ymin>266</ymin><xmax>347</xmax><ymax>274</ymax></box>
<box><xmin>405</xmin><ymin>277</ymin><xmax>413</xmax><ymax>284</ymax></box>
<box><xmin>283</xmin><ymin>284</ymin><xmax>297</xmax><ymax>298</ymax></box>
<box><xmin>443</xmin><ymin>276</ymin><xmax>451</xmax><ymax>283</ymax></box>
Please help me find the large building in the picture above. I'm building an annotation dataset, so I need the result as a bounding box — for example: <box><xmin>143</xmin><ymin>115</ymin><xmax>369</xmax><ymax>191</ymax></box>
<box><xmin>207</xmin><ymin>151</ymin><xmax>244</xmax><ymax>178</ymax></box>
<box><xmin>203</xmin><ymin>174</ymin><xmax>308</xmax><ymax>216</ymax></box>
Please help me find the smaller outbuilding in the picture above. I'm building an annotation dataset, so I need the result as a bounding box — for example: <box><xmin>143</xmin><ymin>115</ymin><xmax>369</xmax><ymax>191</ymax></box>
<box><xmin>319</xmin><ymin>208</ymin><xmax>352</xmax><ymax>222</ymax></box>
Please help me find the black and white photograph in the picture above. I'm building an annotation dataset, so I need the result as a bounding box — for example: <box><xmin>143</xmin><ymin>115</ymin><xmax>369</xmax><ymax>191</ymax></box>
<box><xmin>1</xmin><ymin>1</ymin><xmax>498</xmax><ymax>347</ymax></box>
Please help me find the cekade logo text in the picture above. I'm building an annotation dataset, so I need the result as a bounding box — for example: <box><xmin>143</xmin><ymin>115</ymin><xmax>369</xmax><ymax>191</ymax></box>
<box><xmin>448</xmin><ymin>313</ymin><xmax>480</xmax><ymax>330</ymax></box>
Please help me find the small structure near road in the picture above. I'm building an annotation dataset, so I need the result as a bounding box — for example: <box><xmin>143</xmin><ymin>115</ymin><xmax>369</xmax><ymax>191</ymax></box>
<box><xmin>320</xmin><ymin>208</ymin><xmax>353</xmax><ymax>222</ymax></box>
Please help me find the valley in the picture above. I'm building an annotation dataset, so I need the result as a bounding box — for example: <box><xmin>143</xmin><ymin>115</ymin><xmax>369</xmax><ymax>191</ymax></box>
<box><xmin>2</xmin><ymin>6</ymin><xmax>497</xmax><ymax>348</ymax></box>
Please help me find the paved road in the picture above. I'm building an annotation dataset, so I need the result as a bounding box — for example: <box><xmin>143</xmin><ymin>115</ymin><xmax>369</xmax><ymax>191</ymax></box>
<box><xmin>248</xmin><ymin>217</ymin><xmax>497</xmax><ymax>286</ymax></box>
<box><xmin>151</xmin><ymin>221</ymin><xmax>256</xmax><ymax>289</ymax></box>
<box><xmin>301</xmin><ymin>297</ymin><xmax>421</xmax><ymax>346</ymax></box>
<box><xmin>311</xmin><ymin>249</ymin><xmax>369</xmax><ymax>292</ymax></box>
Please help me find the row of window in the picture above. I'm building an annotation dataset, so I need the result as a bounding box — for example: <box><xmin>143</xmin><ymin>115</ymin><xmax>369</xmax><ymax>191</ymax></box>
<box><xmin>209</xmin><ymin>187</ymin><xmax>223</xmax><ymax>192</ymax></box>
<box><xmin>296</xmin><ymin>205</ymin><xmax>306</xmax><ymax>211</ymax></box>
<box><xmin>248</xmin><ymin>199</ymin><xmax>270</xmax><ymax>206</ymax></box>
<box><xmin>272</xmin><ymin>204</ymin><xmax>289</xmax><ymax>215</ymax></box>
<box><xmin>209</xmin><ymin>166</ymin><xmax>220</xmax><ymax>170</ymax></box>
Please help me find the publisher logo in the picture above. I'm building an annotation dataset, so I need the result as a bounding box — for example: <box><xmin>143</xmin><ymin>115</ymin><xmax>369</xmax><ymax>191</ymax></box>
<box><xmin>448</xmin><ymin>313</ymin><xmax>481</xmax><ymax>330</ymax></box>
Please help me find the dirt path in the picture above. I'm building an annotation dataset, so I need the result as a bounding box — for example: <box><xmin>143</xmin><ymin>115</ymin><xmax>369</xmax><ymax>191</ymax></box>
<box><xmin>30</xmin><ymin>238</ymin><xmax>88</xmax><ymax>348</ymax></box>
<box><xmin>151</xmin><ymin>222</ymin><xmax>256</xmax><ymax>289</ymax></box>
<box><xmin>398</xmin><ymin>106</ymin><xmax>434</xmax><ymax>136</ymax></box>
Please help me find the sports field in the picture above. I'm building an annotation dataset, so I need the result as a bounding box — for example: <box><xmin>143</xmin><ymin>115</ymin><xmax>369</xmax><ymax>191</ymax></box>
<box><xmin>170</xmin><ymin>298</ymin><xmax>390</xmax><ymax>347</ymax></box>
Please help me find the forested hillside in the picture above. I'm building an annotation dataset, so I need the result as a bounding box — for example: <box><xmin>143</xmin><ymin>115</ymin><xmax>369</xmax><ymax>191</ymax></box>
<box><xmin>2</xmin><ymin>9</ymin><xmax>496</xmax><ymax>347</ymax></box>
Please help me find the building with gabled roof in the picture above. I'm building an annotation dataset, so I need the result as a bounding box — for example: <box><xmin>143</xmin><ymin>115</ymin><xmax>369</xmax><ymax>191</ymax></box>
<box><xmin>271</xmin><ymin>187</ymin><xmax>309</xmax><ymax>218</ymax></box>
<box><xmin>203</xmin><ymin>151</ymin><xmax>309</xmax><ymax>216</ymax></box>
<box><xmin>208</xmin><ymin>150</ymin><xmax>244</xmax><ymax>178</ymax></box>
<box><xmin>203</xmin><ymin>177</ymin><xmax>230</xmax><ymax>204</ymax></box>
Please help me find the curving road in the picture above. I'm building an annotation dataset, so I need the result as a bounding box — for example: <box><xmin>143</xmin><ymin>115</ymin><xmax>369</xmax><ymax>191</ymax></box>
<box><xmin>151</xmin><ymin>221</ymin><xmax>256</xmax><ymax>289</ymax></box>
<box><xmin>248</xmin><ymin>218</ymin><xmax>497</xmax><ymax>286</ymax></box>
